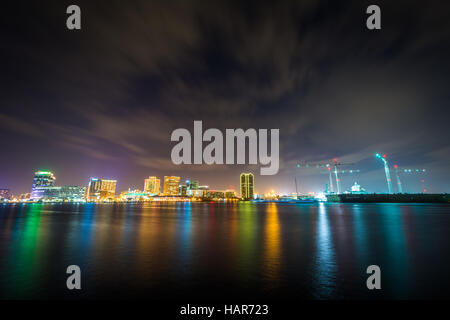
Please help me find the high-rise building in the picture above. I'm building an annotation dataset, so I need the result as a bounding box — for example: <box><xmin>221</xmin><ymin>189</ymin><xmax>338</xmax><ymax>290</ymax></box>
<box><xmin>86</xmin><ymin>178</ymin><xmax>117</xmax><ymax>201</ymax></box>
<box><xmin>186</xmin><ymin>180</ymin><xmax>199</xmax><ymax>190</ymax></box>
<box><xmin>163</xmin><ymin>176</ymin><xmax>180</xmax><ymax>196</ymax></box>
<box><xmin>179</xmin><ymin>185</ymin><xmax>188</xmax><ymax>196</ymax></box>
<box><xmin>31</xmin><ymin>171</ymin><xmax>56</xmax><ymax>199</ymax></box>
<box><xmin>0</xmin><ymin>188</ymin><xmax>11</xmax><ymax>200</ymax></box>
<box><xmin>240</xmin><ymin>173</ymin><xmax>254</xmax><ymax>200</ymax></box>
<box><xmin>144</xmin><ymin>176</ymin><xmax>160</xmax><ymax>195</ymax></box>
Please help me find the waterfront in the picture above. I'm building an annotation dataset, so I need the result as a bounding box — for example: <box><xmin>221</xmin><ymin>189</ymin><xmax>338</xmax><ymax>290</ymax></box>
<box><xmin>1</xmin><ymin>202</ymin><xmax>450</xmax><ymax>300</ymax></box>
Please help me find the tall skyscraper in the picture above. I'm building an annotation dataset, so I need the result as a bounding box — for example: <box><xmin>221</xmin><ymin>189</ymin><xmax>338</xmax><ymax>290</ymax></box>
<box><xmin>144</xmin><ymin>176</ymin><xmax>160</xmax><ymax>195</ymax></box>
<box><xmin>86</xmin><ymin>178</ymin><xmax>117</xmax><ymax>201</ymax></box>
<box><xmin>31</xmin><ymin>171</ymin><xmax>56</xmax><ymax>199</ymax></box>
<box><xmin>240</xmin><ymin>173</ymin><xmax>254</xmax><ymax>200</ymax></box>
<box><xmin>163</xmin><ymin>176</ymin><xmax>180</xmax><ymax>196</ymax></box>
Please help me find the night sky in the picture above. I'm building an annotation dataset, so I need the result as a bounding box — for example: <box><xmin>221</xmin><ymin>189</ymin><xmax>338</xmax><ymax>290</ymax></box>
<box><xmin>1</xmin><ymin>0</ymin><xmax>449</xmax><ymax>195</ymax></box>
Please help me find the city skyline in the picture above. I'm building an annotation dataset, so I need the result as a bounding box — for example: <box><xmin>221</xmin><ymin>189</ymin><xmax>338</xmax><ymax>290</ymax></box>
<box><xmin>0</xmin><ymin>162</ymin><xmax>440</xmax><ymax>202</ymax></box>
<box><xmin>1</xmin><ymin>0</ymin><xmax>450</xmax><ymax>307</ymax></box>
<box><xmin>2</xmin><ymin>168</ymin><xmax>245</xmax><ymax>201</ymax></box>
<box><xmin>1</xmin><ymin>1</ymin><xmax>449</xmax><ymax>195</ymax></box>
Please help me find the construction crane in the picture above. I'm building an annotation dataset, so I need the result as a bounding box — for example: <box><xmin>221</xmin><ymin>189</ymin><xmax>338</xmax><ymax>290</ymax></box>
<box><xmin>393</xmin><ymin>164</ymin><xmax>403</xmax><ymax>193</ymax></box>
<box><xmin>375</xmin><ymin>153</ymin><xmax>393</xmax><ymax>194</ymax></box>
<box><xmin>330</xmin><ymin>158</ymin><xmax>357</xmax><ymax>194</ymax></box>
<box><xmin>394</xmin><ymin>166</ymin><xmax>427</xmax><ymax>193</ymax></box>
<box><xmin>296</xmin><ymin>158</ymin><xmax>355</xmax><ymax>194</ymax></box>
<box><xmin>320</xmin><ymin>168</ymin><xmax>361</xmax><ymax>193</ymax></box>
<box><xmin>326</xmin><ymin>165</ymin><xmax>334</xmax><ymax>193</ymax></box>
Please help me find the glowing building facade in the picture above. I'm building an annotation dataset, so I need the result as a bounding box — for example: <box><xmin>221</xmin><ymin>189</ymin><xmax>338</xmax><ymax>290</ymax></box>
<box><xmin>240</xmin><ymin>173</ymin><xmax>254</xmax><ymax>200</ymax></box>
<box><xmin>225</xmin><ymin>190</ymin><xmax>237</xmax><ymax>198</ymax></box>
<box><xmin>186</xmin><ymin>180</ymin><xmax>199</xmax><ymax>190</ymax></box>
<box><xmin>163</xmin><ymin>176</ymin><xmax>180</xmax><ymax>196</ymax></box>
<box><xmin>31</xmin><ymin>171</ymin><xmax>56</xmax><ymax>199</ymax></box>
<box><xmin>144</xmin><ymin>176</ymin><xmax>160</xmax><ymax>195</ymax></box>
<box><xmin>86</xmin><ymin>178</ymin><xmax>117</xmax><ymax>201</ymax></box>
<box><xmin>179</xmin><ymin>185</ymin><xmax>188</xmax><ymax>196</ymax></box>
<box><xmin>29</xmin><ymin>186</ymin><xmax>86</xmax><ymax>201</ymax></box>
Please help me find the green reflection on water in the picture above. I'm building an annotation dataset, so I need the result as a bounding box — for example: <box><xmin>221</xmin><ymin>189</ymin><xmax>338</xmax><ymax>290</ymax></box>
<box><xmin>8</xmin><ymin>203</ymin><xmax>46</xmax><ymax>298</ymax></box>
<box><xmin>236</xmin><ymin>202</ymin><xmax>258</xmax><ymax>277</ymax></box>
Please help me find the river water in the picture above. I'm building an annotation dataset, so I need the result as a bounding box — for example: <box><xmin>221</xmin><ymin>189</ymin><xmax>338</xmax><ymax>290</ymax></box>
<box><xmin>0</xmin><ymin>202</ymin><xmax>449</xmax><ymax>300</ymax></box>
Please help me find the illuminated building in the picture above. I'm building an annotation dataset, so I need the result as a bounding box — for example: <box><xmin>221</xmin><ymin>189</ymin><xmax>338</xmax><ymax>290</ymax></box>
<box><xmin>29</xmin><ymin>185</ymin><xmax>86</xmax><ymax>201</ymax></box>
<box><xmin>144</xmin><ymin>176</ymin><xmax>160</xmax><ymax>195</ymax></box>
<box><xmin>59</xmin><ymin>186</ymin><xmax>86</xmax><ymax>201</ymax></box>
<box><xmin>187</xmin><ymin>185</ymin><xmax>209</xmax><ymax>197</ymax></box>
<box><xmin>225</xmin><ymin>190</ymin><xmax>236</xmax><ymax>198</ymax></box>
<box><xmin>187</xmin><ymin>188</ymin><xmax>205</xmax><ymax>198</ymax></box>
<box><xmin>184</xmin><ymin>179</ymin><xmax>204</xmax><ymax>197</ymax></box>
<box><xmin>348</xmin><ymin>182</ymin><xmax>367</xmax><ymax>195</ymax></box>
<box><xmin>31</xmin><ymin>171</ymin><xmax>56</xmax><ymax>199</ymax></box>
<box><xmin>163</xmin><ymin>176</ymin><xmax>180</xmax><ymax>196</ymax></box>
<box><xmin>19</xmin><ymin>193</ymin><xmax>30</xmax><ymax>200</ymax></box>
<box><xmin>185</xmin><ymin>188</ymin><xmax>236</xmax><ymax>200</ymax></box>
<box><xmin>179</xmin><ymin>185</ymin><xmax>188</xmax><ymax>196</ymax></box>
<box><xmin>208</xmin><ymin>190</ymin><xmax>237</xmax><ymax>199</ymax></box>
<box><xmin>205</xmin><ymin>190</ymin><xmax>226</xmax><ymax>199</ymax></box>
<box><xmin>240</xmin><ymin>173</ymin><xmax>254</xmax><ymax>200</ymax></box>
<box><xmin>86</xmin><ymin>178</ymin><xmax>117</xmax><ymax>201</ymax></box>
<box><xmin>186</xmin><ymin>180</ymin><xmax>199</xmax><ymax>190</ymax></box>
<box><xmin>120</xmin><ymin>189</ymin><xmax>148</xmax><ymax>201</ymax></box>
<box><xmin>265</xmin><ymin>189</ymin><xmax>278</xmax><ymax>200</ymax></box>
<box><xmin>0</xmin><ymin>189</ymin><xmax>11</xmax><ymax>200</ymax></box>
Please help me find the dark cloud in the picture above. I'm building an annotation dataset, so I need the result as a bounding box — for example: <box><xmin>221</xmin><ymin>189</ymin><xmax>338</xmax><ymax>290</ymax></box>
<box><xmin>0</xmin><ymin>0</ymin><xmax>449</xmax><ymax>194</ymax></box>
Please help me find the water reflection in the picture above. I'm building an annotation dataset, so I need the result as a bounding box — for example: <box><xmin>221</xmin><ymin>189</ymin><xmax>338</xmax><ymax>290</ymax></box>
<box><xmin>0</xmin><ymin>202</ymin><xmax>449</xmax><ymax>299</ymax></box>
<box><xmin>352</xmin><ymin>205</ymin><xmax>369</xmax><ymax>268</ymax></box>
<box><xmin>78</xmin><ymin>203</ymin><xmax>96</xmax><ymax>260</ymax></box>
<box><xmin>263</xmin><ymin>203</ymin><xmax>281</xmax><ymax>288</ymax></box>
<box><xmin>379</xmin><ymin>204</ymin><xmax>410</xmax><ymax>297</ymax></box>
<box><xmin>313</xmin><ymin>203</ymin><xmax>337</xmax><ymax>299</ymax></box>
<box><xmin>176</xmin><ymin>202</ymin><xmax>193</xmax><ymax>274</ymax></box>
<box><xmin>5</xmin><ymin>204</ymin><xmax>46</xmax><ymax>298</ymax></box>
<box><xmin>236</xmin><ymin>202</ymin><xmax>257</xmax><ymax>278</ymax></box>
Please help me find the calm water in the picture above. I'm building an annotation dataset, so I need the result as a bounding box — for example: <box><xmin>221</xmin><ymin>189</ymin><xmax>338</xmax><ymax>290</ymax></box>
<box><xmin>0</xmin><ymin>202</ymin><xmax>450</xmax><ymax>300</ymax></box>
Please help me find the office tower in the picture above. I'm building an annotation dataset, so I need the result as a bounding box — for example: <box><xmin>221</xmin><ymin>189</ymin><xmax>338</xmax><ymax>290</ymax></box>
<box><xmin>163</xmin><ymin>176</ymin><xmax>180</xmax><ymax>196</ymax></box>
<box><xmin>240</xmin><ymin>173</ymin><xmax>254</xmax><ymax>200</ymax></box>
<box><xmin>144</xmin><ymin>176</ymin><xmax>160</xmax><ymax>195</ymax></box>
<box><xmin>186</xmin><ymin>180</ymin><xmax>199</xmax><ymax>190</ymax></box>
<box><xmin>0</xmin><ymin>188</ymin><xmax>11</xmax><ymax>200</ymax></box>
<box><xmin>31</xmin><ymin>171</ymin><xmax>56</xmax><ymax>199</ymax></box>
<box><xmin>59</xmin><ymin>186</ymin><xmax>86</xmax><ymax>201</ymax></box>
<box><xmin>32</xmin><ymin>186</ymin><xmax>84</xmax><ymax>201</ymax></box>
<box><xmin>37</xmin><ymin>186</ymin><xmax>61</xmax><ymax>200</ymax></box>
<box><xmin>179</xmin><ymin>185</ymin><xmax>187</xmax><ymax>196</ymax></box>
<box><xmin>86</xmin><ymin>177</ymin><xmax>117</xmax><ymax>201</ymax></box>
